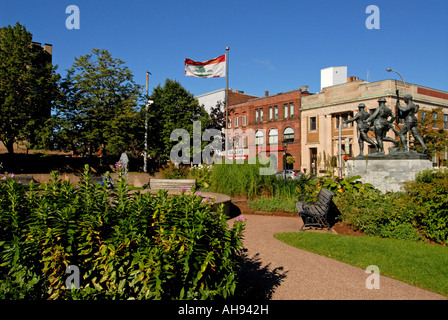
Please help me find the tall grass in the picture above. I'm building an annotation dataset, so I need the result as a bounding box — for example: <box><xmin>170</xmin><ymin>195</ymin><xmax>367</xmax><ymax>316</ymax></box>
<box><xmin>209</xmin><ymin>161</ymin><xmax>309</xmax><ymax>200</ymax></box>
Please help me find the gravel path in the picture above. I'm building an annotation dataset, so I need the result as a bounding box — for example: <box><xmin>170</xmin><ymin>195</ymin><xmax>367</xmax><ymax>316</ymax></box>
<box><xmin>229</xmin><ymin>214</ymin><xmax>447</xmax><ymax>300</ymax></box>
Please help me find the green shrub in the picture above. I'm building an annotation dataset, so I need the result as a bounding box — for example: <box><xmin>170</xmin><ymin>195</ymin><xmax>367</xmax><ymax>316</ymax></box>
<box><xmin>403</xmin><ymin>168</ymin><xmax>448</xmax><ymax>245</ymax></box>
<box><xmin>0</xmin><ymin>165</ymin><xmax>245</xmax><ymax>300</ymax></box>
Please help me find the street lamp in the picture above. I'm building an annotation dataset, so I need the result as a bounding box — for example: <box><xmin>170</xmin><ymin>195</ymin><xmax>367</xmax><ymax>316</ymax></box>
<box><xmin>144</xmin><ymin>71</ymin><xmax>152</xmax><ymax>173</ymax></box>
<box><xmin>386</xmin><ymin>68</ymin><xmax>407</xmax><ymax>94</ymax></box>
<box><xmin>282</xmin><ymin>140</ymin><xmax>288</xmax><ymax>180</ymax></box>
<box><xmin>386</xmin><ymin>68</ymin><xmax>409</xmax><ymax>149</ymax></box>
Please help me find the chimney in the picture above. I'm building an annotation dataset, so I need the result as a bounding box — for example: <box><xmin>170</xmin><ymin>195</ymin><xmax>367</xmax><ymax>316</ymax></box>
<box><xmin>265</xmin><ymin>91</ymin><xmax>269</xmax><ymax>97</ymax></box>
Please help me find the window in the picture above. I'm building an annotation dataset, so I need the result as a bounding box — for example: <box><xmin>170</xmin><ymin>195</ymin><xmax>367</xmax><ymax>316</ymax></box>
<box><xmin>255</xmin><ymin>109</ymin><xmax>259</xmax><ymax>123</ymax></box>
<box><xmin>242</xmin><ymin>135</ymin><xmax>247</xmax><ymax>147</ymax></box>
<box><xmin>269</xmin><ymin>129</ymin><xmax>278</xmax><ymax>145</ymax></box>
<box><xmin>284</xmin><ymin>104</ymin><xmax>289</xmax><ymax>119</ymax></box>
<box><xmin>444</xmin><ymin>114</ymin><xmax>448</xmax><ymax>129</ymax></box>
<box><xmin>290</xmin><ymin>103</ymin><xmax>294</xmax><ymax>117</ymax></box>
<box><xmin>243</xmin><ymin>114</ymin><xmax>247</xmax><ymax>126</ymax></box>
<box><xmin>260</xmin><ymin>108</ymin><xmax>264</xmax><ymax>122</ymax></box>
<box><xmin>274</xmin><ymin>106</ymin><xmax>278</xmax><ymax>120</ymax></box>
<box><xmin>433</xmin><ymin>113</ymin><xmax>438</xmax><ymax>128</ymax></box>
<box><xmin>228</xmin><ymin>117</ymin><xmax>231</xmax><ymax>128</ymax></box>
<box><xmin>269</xmin><ymin>107</ymin><xmax>273</xmax><ymax>121</ymax></box>
<box><xmin>235</xmin><ymin>116</ymin><xmax>239</xmax><ymax>127</ymax></box>
<box><xmin>421</xmin><ymin>111</ymin><xmax>426</xmax><ymax>120</ymax></box>
<box><xmin>310</xmin><ymin>117</ymin><xmax>317</xmax><ymax>131</ymax></box>
<box><xmin>283</xmin><ymin>127</ymin><xmax>294</xmax><ymax>142</ymax></box>
<box><xmin>255</xmin><ymin>130</ymin><xmax>264</xmax><ymax>145</ymax></box>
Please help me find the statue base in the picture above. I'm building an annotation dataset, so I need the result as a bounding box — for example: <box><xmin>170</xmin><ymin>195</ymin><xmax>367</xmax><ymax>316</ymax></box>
<box><xmin>345</xmin><ymin>155</ymin><xmax>432</xmax><ymax>193</ymax></box>
<box><xmin>354</xmin><ymin>148</ymin><xmax>428</xmax><ymax>160</ymax></box>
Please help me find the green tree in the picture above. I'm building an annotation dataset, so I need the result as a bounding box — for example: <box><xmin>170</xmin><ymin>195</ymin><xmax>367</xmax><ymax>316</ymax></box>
<box><xmin>0</xmin><ymin>22</ymin><xmax>60</xmax><ymax>154</ymax></box>
<box><xmin>56</xmin><ymin>49</ymin><xmax>142</xmax><ymax>157</ymax></box>
<box><xmin>417</xmin><ymin>107</ymin><xmax>448</xmax><ymax>165</ymax></box>
<box><xmin>148</xmin><ymin>79</ymin><xmax>211</xmax><ymax>161</ymax></box>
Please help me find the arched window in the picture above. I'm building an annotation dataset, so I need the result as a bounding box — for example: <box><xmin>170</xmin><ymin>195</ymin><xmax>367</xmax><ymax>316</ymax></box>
<box><xmin>255</xmin><ymin>130</ymin><xmax>264</xmax><ymax>145</ymax></box>
<box><xmin>283</xmin><ymin>127</ymin><xmax>294</xmax><ymax>142</ymax></box>
<box><xmin>269</xmin><ymin>129</ymin><xmax>278</xmax><ymax>145</ymax></box>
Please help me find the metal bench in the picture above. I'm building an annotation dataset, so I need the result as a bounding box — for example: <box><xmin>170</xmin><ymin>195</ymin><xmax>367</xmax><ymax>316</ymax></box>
<box><xmin>296</xmin><ymin>188</ymin><xmax>335</xmax><ymax>231</ymax></box>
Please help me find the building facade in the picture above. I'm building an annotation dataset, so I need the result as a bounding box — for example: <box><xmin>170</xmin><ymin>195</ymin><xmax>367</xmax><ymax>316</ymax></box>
<box><xmin>195</xmin><ymin>88</ymin><xmax>258</xmax><ymax>114</ymax></box>
<box><xmin>301</xmin><ymin>79</ymin><xmax>448</xmax><ymax>174</ymax></box>
<box><xmin>226</xmin><ymin>89</ymin><xmax>308</xmax><ymax>172</ymax></box>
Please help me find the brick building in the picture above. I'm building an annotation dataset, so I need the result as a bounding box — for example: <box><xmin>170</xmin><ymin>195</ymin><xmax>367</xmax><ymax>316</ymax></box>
<box><xmin>226</xmin><ymin>88</ymin><xmax>309</xmax><ymax>172</ymax></box>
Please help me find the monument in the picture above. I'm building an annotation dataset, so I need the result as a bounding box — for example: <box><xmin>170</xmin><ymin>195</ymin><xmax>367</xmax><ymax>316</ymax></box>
<box><xmin>344</xmin><ymin>95</ymin><xmax>432</xmax><ymax>192</ymax></box>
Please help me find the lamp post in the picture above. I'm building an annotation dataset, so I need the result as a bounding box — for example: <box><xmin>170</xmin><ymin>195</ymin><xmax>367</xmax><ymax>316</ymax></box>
<box><xmin>282</xmin><ymin>140</ymin><xmax>288</xmax><ymax>180</ymax></box>
<box><xmin>386</xmin><ymin>68</ymin><xmax>409</xmax><ymax>149</ymax></box>
<box><xmin>144</xmin><ymin>71</ymin><xmax>152</xmax><ymax>173</ymax></box>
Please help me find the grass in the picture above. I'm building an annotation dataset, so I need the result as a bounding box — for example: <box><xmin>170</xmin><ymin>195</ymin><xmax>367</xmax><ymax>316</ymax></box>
<box><xmin>274</xmin><ymin>232</ymin><xmax>448</xmax><ymax>297</ymax></box>
<box><xmin>248</xmin><ymin>197</ymin><xmax>297</xmax><ymax>212</ymax></box>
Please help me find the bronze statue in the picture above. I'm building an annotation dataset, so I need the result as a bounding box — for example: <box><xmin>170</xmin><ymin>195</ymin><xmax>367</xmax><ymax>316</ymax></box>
<box><xmin>343</xmin><ymin>103</ymin><xmax>378</xmax><ymax>156</ymax></box>
<box><xmin>365</xmin><ymin>98</ymin><xmax>400</xmax><ymax>153</ymax></box>
<box><xmin>396</xmin><ymin>94</ymin><xmax>427</xmax><ymax>153</ymax></box>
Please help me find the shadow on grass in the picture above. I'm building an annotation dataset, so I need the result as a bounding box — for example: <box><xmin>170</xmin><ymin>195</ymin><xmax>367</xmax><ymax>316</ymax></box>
<box><xmin>233</xmin><ymin>252</ymin><xmax>288</xmax><ymax>300</ymax></box>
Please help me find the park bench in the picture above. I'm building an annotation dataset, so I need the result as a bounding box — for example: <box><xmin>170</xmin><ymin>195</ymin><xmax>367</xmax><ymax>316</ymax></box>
<box><xmin>296</xmin><ymin>188</ymin><xmax>335</xmax><ymax>232</ymax></box>
<box><xmin>149</xmin><ymin>179</ymin><xmax>196</xmax><ymax>191</ymax></box>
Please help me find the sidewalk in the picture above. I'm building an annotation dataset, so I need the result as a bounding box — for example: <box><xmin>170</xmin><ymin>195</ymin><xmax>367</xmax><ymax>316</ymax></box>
<box><xmin>229</xmin><ymin>214</ymin><xmax>447</xmax><ymax>300</ymax></box>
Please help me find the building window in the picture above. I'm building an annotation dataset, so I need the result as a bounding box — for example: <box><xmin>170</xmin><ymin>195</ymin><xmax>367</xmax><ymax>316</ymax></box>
<box><xmin>335</xmin><ymin>113</ymin><xmax>353</xmax><ymax>128</ymax></box>
<box><xmin>269</xmin><ymin>129</ymin><xmax>278</xmax><ymax>145</ymax></box>
<box><xmin>260</xmin><ymin>108</ymin><xmax>264</xmax><ymax>122</ymax></box>
<box><xmin>255</xmin><ymin>130</ymin><xmax>264</xmax><ymax>145</ymax></box>
<box><xmin>243</xmin><ymin>114</ymin><xmax>247</xmax><ymax>126</ymax></box>
<box><xmin>444</xmin><ymin>114</ymin><xmax>448</xmax><ymax>129</ymax></box>
<box><xmin>433</xmin><ymin>113</ymin><xmax>438</xmax><ymax>128</ymax></box>
<box><xmin>235</xmin><ymin>116</ymin><xmax>239</xmax><ymax>127</ymax></box>
<box><xmin>255</xmin><ymin>109</ymin><xmax>259</xmax><ymax>123</ymax></box>
<box><xmin>289</xmin><ymin>103</ymin><xmax>294</xmax><ymax>117</ymax></box>
<box><xmin>284</xmin><ymin>104</ymin><xmax>289</xmax><ymax>119</ymax></box>
<box><xmin>269</xmin><ymin>107</ymin><xmax>273</xmax><ymax>121</ymax></box>
<box><xmin>274</xmin><ymin>106</ymin><xmax>278</xmax><ymax>120</ymax></box>
<box><xmin>421</xmin><ymin>111</ymin><xmax>426</xmax><ymax>120</ymax></box>
<box><xmin>228</xmin><ymin>117</ymin><xmax>231</xmax><ymax>128</ymax></box>
<box><xmin>242</xmin><ymin>135</ymin><xmax>247</xmax><ymax>147</ymax></box>
<box><xmin>309</xmin><ymin>117</ymin><xmax>317</xmax><ymax>131</ymax></box>
<box><xmin>283</xmin><ymin>127</ymin><xmax>294</xmax><ymax>142</ymax></box>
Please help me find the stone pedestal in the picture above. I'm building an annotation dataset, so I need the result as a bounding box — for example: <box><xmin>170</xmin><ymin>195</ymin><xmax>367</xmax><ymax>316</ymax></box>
<box><xmin>345</xmin><ymin>156</ymin><xmax>432</xmax><ymax>193</ymax></box>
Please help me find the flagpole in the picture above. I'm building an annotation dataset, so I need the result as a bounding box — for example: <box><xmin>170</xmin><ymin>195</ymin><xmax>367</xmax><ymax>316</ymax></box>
<box><xmin>225</xmin><ymin>47</ymin><xmax>229</xmax><ymax>129</ymax></box>
<box><xmin>224</xmin><ymin>47</ymin><xmax>229</xmax><ymax>160</ymax></box>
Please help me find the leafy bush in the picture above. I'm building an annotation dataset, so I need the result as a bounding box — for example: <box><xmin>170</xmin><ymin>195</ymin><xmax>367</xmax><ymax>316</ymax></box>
<box><xmin>189</xmin><ymin>164</ymin><xmax>213</xmax><ymax>190</ymax></box>
<box><xmin>0</xmin><ymin>165</ymin><xmax>245</xmax><ymax>299</ymax></box>
<box><xmin>159</xmin><ymin>162</ymin><xmax>190</xmax><ymax>179</ymax></box>
<box><xmin>403</xmin><ymin>168</ymin><xmax>448</xmax><ymax>245</ymax></box>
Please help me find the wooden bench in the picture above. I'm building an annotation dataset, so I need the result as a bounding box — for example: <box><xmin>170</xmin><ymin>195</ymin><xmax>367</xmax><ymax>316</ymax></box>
<box><xmin>149</xmin><ymin>179</ymin><xmax>196</xmax><ymax>191</ymax></box>
<box><xmin>296</xmin><ymin>188</ymin><xmax>335</xmax><ymax>231</ymax></box>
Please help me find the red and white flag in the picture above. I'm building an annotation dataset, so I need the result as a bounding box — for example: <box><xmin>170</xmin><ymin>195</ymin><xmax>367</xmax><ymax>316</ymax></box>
<box><xmin>185</xmin><ymin>54</ymin><xmax>226</xmax><ymax>78</ymax></box>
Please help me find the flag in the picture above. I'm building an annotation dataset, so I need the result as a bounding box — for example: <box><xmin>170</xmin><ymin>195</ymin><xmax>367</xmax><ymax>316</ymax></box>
<box><xmin>185</xmin><ymin>54</ymin><xmax>226</xmax><ymax>78</ymax></box>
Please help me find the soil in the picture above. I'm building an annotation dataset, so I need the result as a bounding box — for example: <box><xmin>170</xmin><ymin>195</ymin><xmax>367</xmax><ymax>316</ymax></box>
<box><xmin>230</xmin><ymin>199</ymin><xmax>365</xmax><ymax>237</ymax></box>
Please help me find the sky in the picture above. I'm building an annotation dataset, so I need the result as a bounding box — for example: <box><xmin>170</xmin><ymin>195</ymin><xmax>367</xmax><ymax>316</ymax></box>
<box><xmin>1</xmin><ymin>0</ymin><xmax>448</xmax><ymax>99</ymax></box>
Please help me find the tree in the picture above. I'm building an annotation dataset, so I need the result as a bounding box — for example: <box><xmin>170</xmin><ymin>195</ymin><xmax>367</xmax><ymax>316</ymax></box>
<box><xmin>0</xmin><ymin>22</ymin><xmax>60</xmax><ymax>154</ymax></box>
<box><xmin>56</xmin><ymin>49</ymin><xmax>143</xmax><ymax>157</ymax></box>
<box><xmin>148</xmin><ymin>79</ymin><xmax>211</xmax><ymax>160</ymax></box>
<box><xmin>417</xmin><ymin>107</ymin><xmax>448</xmax><ymax>165</ymax></box>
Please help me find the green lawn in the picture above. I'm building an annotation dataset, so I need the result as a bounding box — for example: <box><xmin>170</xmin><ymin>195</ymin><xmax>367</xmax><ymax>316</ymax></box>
<box><xmin>274</xmin><ymin>232</ymin><xmax>448</xmax><ymax>297</ymax></box>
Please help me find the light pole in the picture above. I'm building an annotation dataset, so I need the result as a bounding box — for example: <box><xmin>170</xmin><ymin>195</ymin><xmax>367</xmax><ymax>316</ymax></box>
<box><xmin>144</xmin><ymin>71</ymin><xmax>152</xmax><ymax>173</ymax></box>
<box><xmin>386</xmin><ymin>68</ymin><xmax>409</xmax><ymax>150</ymax></box>
<box><xmin>282</xmin><ymin>140</ymin><xmax>288</xmax><ymax>180</ymax></box>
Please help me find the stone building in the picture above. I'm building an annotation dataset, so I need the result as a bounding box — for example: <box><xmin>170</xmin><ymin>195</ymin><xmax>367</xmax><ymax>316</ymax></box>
<box><xmin>301</xmin><ymin>78</ymin><xmax>448</xmax><ymax>174</ymax></box>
